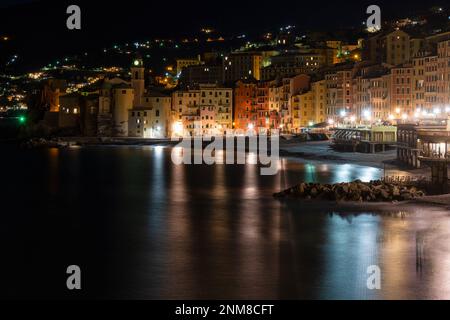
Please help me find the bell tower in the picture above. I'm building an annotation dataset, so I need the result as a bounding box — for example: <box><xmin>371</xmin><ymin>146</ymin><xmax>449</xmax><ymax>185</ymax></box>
<box><xmin>131</xmin><ymin>57</ymin><xmax>145</xmax><ymax>106</ymax></box>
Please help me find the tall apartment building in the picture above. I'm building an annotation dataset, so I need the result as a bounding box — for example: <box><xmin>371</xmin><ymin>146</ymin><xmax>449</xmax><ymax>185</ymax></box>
<box><xmin>424</xmin><ymin>55</ymin><xmax>439</xmax><ymax>113</ymax></box>
<box><xmin>352</xmin><ymin>70</ymin><xmax>371</xmax><ymax>122</ymax></box>
<box><xmin>325</xmin><ymin>64</ymin><xmax>355</xmax><ymax>121</ymax></box>
<box><xmin>368</xmin><ymin>73</ymin><xmax>391</xmax><ymax>121</ymax></box>
<box><xmin>233</xmin><ymin>80</ymin><xmax>279</xmax><ymax>133</ymax></box>
<box><xmin>223</xmin><ymin>52</ymin><xmax>262</xmax><ymax>83</ymax></box>
<box><xmin>234</xmin><ymin>80</ymin><xmax>258</xmax><ymax>131</ymax></box>
<box><xmin>261</xmin><ymin>52</ymin><xmax>326</xmax><ymax>80</ymax></box>
<box><xmin>179</xmin><ymin>64</ymin><xmax>223</xmax><ymax>87</ymax></box>
<box><xmin>290</xmin><ymin>80</ymin><xmax>327</xmax><ymax>132</ymax></box>
<box><xmin>256</xmin><ymin>81</ymin><xmax>279</xmax><ymax>132</ymax></box>
<box><xmin>364</xmin><ymin>29</ymin><xmax>413</xmax><ymax>66</ymax></box>
<box><xmin>351</xmin><ymin>64</ymin><xmax>391</xmax><ymax>122</ymax></box>
<box><xmin>390</xmin><ymin>64</ymin><xmax>414</xmax><ymax>118</ymax></box>
<box><xmin>267</xmin><ymin>74</ymin><xmax>310</xmax><ymax>132</ymax></box>
<box><xmin>172</xmin><ymin>84</ymin><xmax>233</xmax><ymax>136</ymax></box>
<box><xmin>412</xmin><ymin>53</ymin><xmax>427</xmax><ymax>112</ymax></box>
<box><xmin>437</xmin><ymin>39</ymin><xmax>450</xmax><ymax>108</ymax></box>
<box><xmin>385</xmin><ymin>30</ymin><xmax>411</xmax><ymax>66</ymax></box>
<box><xmin>291</xmin><ymin>90</ymin><xmax>314</xmax><ymax>130</ymax></box>
<box><xmin>311</xmin><ymin>80</ymin><xmax>327</xmax><ymax>125</ymax></box>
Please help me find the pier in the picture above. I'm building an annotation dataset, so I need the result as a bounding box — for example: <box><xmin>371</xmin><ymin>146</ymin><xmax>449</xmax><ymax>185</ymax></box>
<box><xmin>332</xmin><ymin>126</ymin><xmax>397</xmax><ymax>153</ymax></box>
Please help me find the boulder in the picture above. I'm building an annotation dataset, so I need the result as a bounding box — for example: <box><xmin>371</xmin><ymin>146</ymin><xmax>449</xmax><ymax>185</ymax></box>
<box><xmin>274</xmin><ymin>180</ymin><xmax>425</xmax><ymax>203</ymax></box>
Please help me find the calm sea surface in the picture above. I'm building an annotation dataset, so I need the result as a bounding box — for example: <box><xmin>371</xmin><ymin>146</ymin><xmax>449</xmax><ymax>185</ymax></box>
<box><xmin>1</xmin><ymin>145</ymin><xmax>449</xmax><ymax>299</ymax></box>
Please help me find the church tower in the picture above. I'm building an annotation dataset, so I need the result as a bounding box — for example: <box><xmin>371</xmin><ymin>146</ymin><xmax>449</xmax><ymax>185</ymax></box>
<box><xmin>131</xmin><ymin>57</ymin><xmax>145</xmax><ymax>107</ymax></box>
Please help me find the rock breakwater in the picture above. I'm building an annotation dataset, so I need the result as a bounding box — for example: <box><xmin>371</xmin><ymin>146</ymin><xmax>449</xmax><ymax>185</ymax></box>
<box><xmin>274</xmin><ymin>180</ymin><xmax>426</xmax><ymax>202</ymax></box>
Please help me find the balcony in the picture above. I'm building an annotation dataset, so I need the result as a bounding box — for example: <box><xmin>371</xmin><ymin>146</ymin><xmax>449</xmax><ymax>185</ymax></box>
<box><xmin>420</xmin><ymin>151</ymin><xmax>450</xmax><ymax>160</ymax></box>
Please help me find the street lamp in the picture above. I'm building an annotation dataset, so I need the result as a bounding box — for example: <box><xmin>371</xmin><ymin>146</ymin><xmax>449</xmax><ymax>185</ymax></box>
<box><xmin>363</xmin><ymin>110</ymin><xmax>371</xmax><ymax>124</ymax></box>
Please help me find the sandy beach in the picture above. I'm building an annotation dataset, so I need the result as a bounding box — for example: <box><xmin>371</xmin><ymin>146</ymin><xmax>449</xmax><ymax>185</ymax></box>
<box><xmin>277</xmin><ymin>140</ymin><xmax>450</xmax><ymax>209</ymax></box>
<box><xmin>279</xmin><ymin>140</ymin><xmax>430</xmax><ymax>178</ymax></box>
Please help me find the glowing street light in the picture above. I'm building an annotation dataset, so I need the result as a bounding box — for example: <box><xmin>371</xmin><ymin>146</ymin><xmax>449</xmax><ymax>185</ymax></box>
<box><xmin>172</xmin><ymin>121</ymin><xmax>183</xmax><ymax>135</ymax></box>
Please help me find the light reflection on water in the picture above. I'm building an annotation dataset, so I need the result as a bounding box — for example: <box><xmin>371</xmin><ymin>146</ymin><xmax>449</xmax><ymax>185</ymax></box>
<box><xmin>1</xmin><ymin>145</ymin><xmax>450</xmax><ymax>300</ymax></box>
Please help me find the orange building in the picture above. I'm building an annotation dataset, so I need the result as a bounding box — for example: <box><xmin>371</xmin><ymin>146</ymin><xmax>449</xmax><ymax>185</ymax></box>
<box><xmin>234</xmin><ymin>80</ymin><xmax>280</xmax><ymax>133</ymax></box>
<box><xmin>234</xmin><ymin>80</ymin><xmax>258</xmax><ymax>131</ymax></box>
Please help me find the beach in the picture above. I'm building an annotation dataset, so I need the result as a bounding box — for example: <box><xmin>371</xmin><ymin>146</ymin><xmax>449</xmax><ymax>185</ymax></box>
<box><xmin>279</xmin><ymin>139</ymin><xmax>430</xmax><ymax>177</ymax></box>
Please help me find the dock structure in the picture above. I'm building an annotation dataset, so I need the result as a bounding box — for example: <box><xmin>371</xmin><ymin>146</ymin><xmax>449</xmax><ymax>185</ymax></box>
<box><xmin>397</xmin><ymin>118</ymin><xmax>450</xmax><ymax>187</ymax></box>
<box><xmin>332</xmin><ymin>126</ymin><xmax>397</xmax><ymax>153</ymax></box>
<box><xmin>397</xmin><ymin>119</ymin><xmax>450</xmax><ymax>167</ymax></box>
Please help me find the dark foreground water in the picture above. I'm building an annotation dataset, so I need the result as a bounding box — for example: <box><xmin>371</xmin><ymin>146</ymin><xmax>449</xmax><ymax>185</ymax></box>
<box><xmin>1</xmin><ymin>146</ymin><xmax>450</xmax><ymax>300</ymax></box>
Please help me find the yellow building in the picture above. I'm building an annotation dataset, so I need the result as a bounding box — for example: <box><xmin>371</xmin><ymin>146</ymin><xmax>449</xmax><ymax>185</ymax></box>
<box><xmin>291</xmin><ymin>79</ymin><xmax>328</xmax><ymax>132</ymax></box>
<box><xmin>311</xmin><ymin>80</ymin><xmax>327</xmax><ymax>124</ymax></box>
<box><xmin>385</xmin><ymin>29</ymin><xmax>411</xmax><ymax>66</ymax></box>
<box><xmin>292</xmin><ymin>91</ymin><xmax>314</xmax><ymax>131</ymax></box>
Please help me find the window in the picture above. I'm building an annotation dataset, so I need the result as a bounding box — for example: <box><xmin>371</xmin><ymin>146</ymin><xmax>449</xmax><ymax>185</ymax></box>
<box><xmin>156</xmin><ymin>110</ymin><xmax>160</xmax><ymax>117</ymax></box>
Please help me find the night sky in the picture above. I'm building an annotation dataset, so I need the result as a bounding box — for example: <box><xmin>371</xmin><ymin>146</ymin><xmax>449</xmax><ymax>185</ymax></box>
<box><xmin>0</xmin><ymin>0</ymin><xmax>448</xmax><ymax>71</ymax></box>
